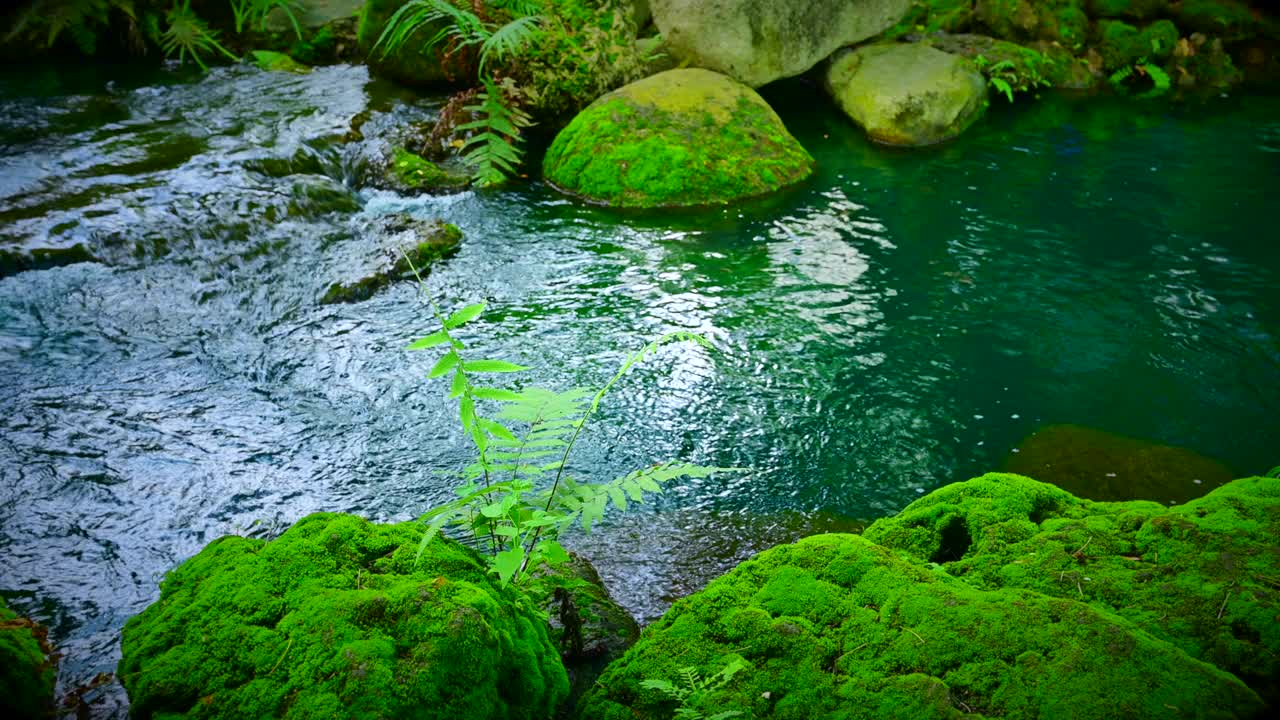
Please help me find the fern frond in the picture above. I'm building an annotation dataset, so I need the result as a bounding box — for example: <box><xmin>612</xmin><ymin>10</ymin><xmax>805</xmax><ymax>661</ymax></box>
<box><xmin>457</xmin><ymin>77</ymin><xmax>533</xmax><ymax>187</ymax></box>
<box><xmin>160</xmin><ymin>1</ymin><xmax>237</xmax><ymax>69</ymax></box>
<box><xmin>478</xmin><ymin>14</ymin><xmax>545</xmax><ymax>75</ymax></box>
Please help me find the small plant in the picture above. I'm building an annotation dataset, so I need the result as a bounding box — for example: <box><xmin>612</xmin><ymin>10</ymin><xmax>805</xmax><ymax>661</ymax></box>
<box><xmin>150</xmin><ymin>1</ymin><xmax>237</xmax><ymax>69</ymax></box>
<box><xmin>1109</xmin><ymin>58</ymin><xmax>1171</xmax><ymax>99</ymax></box>
<box><xmin>230</xmin><ymin>0</ymin><xmax>305</xmax><ymax>41</ymax></box>
<box><xmin>374</xmin><ymin>0</ymin><xmax>547</xmax><ymax>187</ymax></box>
<box><xmin>972</xmin><ymin>53</ymin><xmax>1049</xmax><ymax>103</ymax></box>
<box><xmin>402</xmin><ymin>255</ymin><xmax>736</xmax><ymax>585</ymax></box>
<box><xmin>640</xmin><ymin>659</ymin><xmax>748</xmax><ymax>720</ymax></box>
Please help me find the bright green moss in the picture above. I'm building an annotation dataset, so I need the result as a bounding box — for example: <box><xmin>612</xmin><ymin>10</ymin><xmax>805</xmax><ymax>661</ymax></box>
<box><xmin>976</xmin><ymin>0</ymin><xmax>1087</xmax><ymax>47</ymax></box>
<box><xmin>880</xmin><ymin>0</ymin><xmax>976</xmax><ymax>42</ymax></box>
<box><xmin>390</xmin><ymin>148</ymin><xmax>450</xmax><ymax>190</ymax></box>
<box><xmin>543</xmin><ymin>69</ymin><xmax>814</xmax><ymax>209</ymax></box>
<box><xmin>1</xmin><ymin>598</ymin><xmax>57</xmax><ymax>719</ymax></box>
<box><xmin>865</xmin><ymin>473</ymin><xmax>1280</xmax><ymax>703</ymax></box>
<box><xmin>118</xmin><ymin>513</ymin><xmax>568</xmax><ymax>719</ymax></box>
<box><xmin>580</xmin><ymin>532</ymin><xmax>1262</xmax><ymax>719</ymax></box>
<box><xmin>1095</xmin><ymin>18</ymin><xmax>1182</xmax><ymax>70</ymax></box>
<box><xmin>251</xmin><ymin>50</ymin><xmax>311</xmax><ymax>74</ymax></box>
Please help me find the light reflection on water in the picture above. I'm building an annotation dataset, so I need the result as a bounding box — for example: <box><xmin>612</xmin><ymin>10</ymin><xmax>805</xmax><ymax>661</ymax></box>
<box><xmin>0</xmin><ymin>64</ymin><xmax>1277</xmax><ymax>714</ymax></box>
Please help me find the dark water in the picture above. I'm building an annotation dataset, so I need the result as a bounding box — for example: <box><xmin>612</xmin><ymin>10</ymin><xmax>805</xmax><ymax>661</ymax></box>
<box><xmin>1</xmin><ymin>62</ymin><xmax>1278</xmax><ymax>711</ymax></box>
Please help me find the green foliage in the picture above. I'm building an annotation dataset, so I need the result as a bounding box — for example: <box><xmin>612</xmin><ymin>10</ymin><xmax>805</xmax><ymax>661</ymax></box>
<box><xmin>972</xmin><ymin>52</ymin><xmax>1050</xmax><ymax>102</ymax></box>
<box><xmin>230</xmin><ymin>0</ymin><xmax>305</xmax><ymax>41</ymax></box>
<box><xmin>456</xmin><ymin>77</ymin><xmax>533</xmax><ymax>187</ymax></box>
<box><xmin>1109</xmin><ymin>58</ymin><xmax>1172</xmax><ymax>98</ymax></box>
<box><xmin>640</xmin><ymin>661</ymin><xmax>746</xmax><ymax>720</ymax></box>
<box><xmin>402</xmin><ymin>257</ymin><xmax>735</xmax><ymax>586</ymax></box>
<box><xmin>5</xmin><ymin>0</ymin><xmax>137</xmax><ymax>55</ymax></box>
<box><xmin>150</xmin><ymin>0</ymin><xmax>237</xmax><ymax>69</ymax></box>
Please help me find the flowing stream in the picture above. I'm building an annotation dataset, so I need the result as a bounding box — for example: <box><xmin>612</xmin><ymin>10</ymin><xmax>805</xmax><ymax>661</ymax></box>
<box><xmin>1</xmin><ymin>62</ymin><xmax>1278</xmax><ymax>712</ymax></box>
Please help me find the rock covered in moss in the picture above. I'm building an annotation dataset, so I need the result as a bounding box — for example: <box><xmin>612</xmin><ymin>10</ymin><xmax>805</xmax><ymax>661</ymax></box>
<box><xmin>975</xmin><ymin>0</ymin><xmax>1090</xmax><ymax>48</ymax></box>
<box><xmin>825</xmin><ymin>43</ymin><xmax>988</xmax><ymax>146</ymax></box>
<box><xmin>543</xmin><ymin>69</ymin><xmax>814</xmax><ymax>208</ymax></box>
<box><xmin>321</xmin><ymin>214</ymin><xmax>460</xmax><ymax>303</ymax></box>
<box><xmin>880</xmin><ymin>0</ymin><xmax>976</xmax><ymax>41</ymax></box>
<box><xmin>287</xmin><ymin>174</ymin><xmax>362</xmax><ymax>217</ymax></box>
<box><xmin>1175</xmin><ymin>0</ymin><xmax>1276</xmax><ymax>43</ymax></box>
<box><xmin>1087</xmin><ymin>0</ymin><xmax>1167</xmax><ymax>21</ymax></box>
<box><xmin>118</xmin><ymin>513</ymin><xmax>567</xmax><ymax>719</ymax></box>
<box><xmin>1095</xmin><ymin>18</ymin><xmax>1181</xmax><ymax>70</ymax></box>
<box><xmin>385</xmin><ymin>149</ymin><xmax>470</xmax><ymax>194</ymax></box>
<box><xmin>579</xmin><ymin>532</ymin><xmax>1262</xmax><ymax>719</ymax></box>
<box><xmin>650</xmin><ymin>0</ymin><xmax>911</xmax><ymax>87</ymax></box>
<box><xmin>251</xmin><ymin>50</ymin><xmax>312</xmax><ymax>74</ymax></box>
<box><xmin>1</xmin><ymin>597</ymin><xmax>58</xmax><ymax>719</ymax></box>
<box><xmin>864</xmin><ymin>472</ymin><xmax>1280</xmax><ymax>702</ymax></box>
<box><xmin>1005</xmin><ymin>424</ymin><xmax>1236</xmax><ymax>502</ymax></box>
<box><xmin>926</xmin><ymin>33</ymin><xmax>1097</xmax><ymax>90</ymax></box>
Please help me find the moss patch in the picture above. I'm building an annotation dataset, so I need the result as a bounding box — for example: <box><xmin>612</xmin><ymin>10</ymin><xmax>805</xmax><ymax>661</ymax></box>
<box><xmin>118</xmin><ymin>512</ymin><xmax>568</xmax><ymax>719</ymax></box>
<box><xmin>864</xmin><ymin>473</ymin><xmax>1280</xmax><ymax>703</ymax></box>
<box><xmin>251</xmin><ymin>50</ymin><xmax>311</xmax><ymax>74</ymax></box>
<box><xmin>579</xmin><ymin>531</ymin><xmax>1262</xmax><ymax>719</ymax></box>
<box><xmin>542</xmin><ymin>69</ymin><xmax>814</xmax><ymax>209</ymax></box>
<box><xmin>388</xmin><ymin>148</ymin><xmax>470</xmax><ymax>194</ymax></box>
<box><xmin>1</xmin><ymin>597</ymin><xmax>57</xmax><ymax>719</ymax></box>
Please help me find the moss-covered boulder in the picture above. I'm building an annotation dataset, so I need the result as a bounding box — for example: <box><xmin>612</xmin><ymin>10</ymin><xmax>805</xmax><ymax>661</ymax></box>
<box><xmin>649</xmin><ymin>0</ymin><xmax>911</xmax><ymax>87</ymax></box>
<box><xmin>118</xmin><ymin>513</ymin><xmax>568</xmax><ymax>719</ymax></box>
<box><xmin>825</xmin><ymin>43</ymin><xmax>988</xmax><ymax>147</ymax></box>
<box><xmin>251</xmin><ymin>50</ymin><xmax>312</xmax><ymax>74</ymax></box>
<box><xmin>1095</xmin><ymin>19</ymin><xmax>1182</xmax><ymax>71</ymax></box>
<box><xmin>975</xmin><ymin>0</ymin><xmax>1090</xmax><ymax>48</ymax></box>
<box><xmin>864</xmin><ymin>473</ymin><xmax>1280</xmax><ymax>702</ymax></box>
<box><xmin>880</xmin><ymin>0</ymin><xmax>976</xmax><ymax>41</ymax></box>
<box><xmin>384</xmin><ymin>148</ymin><xmax>470</xmax><ymax>195</ymax></box>
<box><xmin>1005</xmin><ymin>424</ymin><xmax>1236</xmax><ymax>502</ymax></box>
<box><xmin>1</xmin><ymin>597</ymin><xmax>58</xmax><ymax>719</ymax></box>
<box><xmin>357</xmin><ymin>0</ymin><xmax>453</xmax><ymax>87</ymax></box>
<box><xmin>321</xmin><ymin>214</ymin><xmax>461</xmax><ymax>304</ymax></box>
<box><xmin>579</xmin><ymin>532</ymin><xmax>1263</xmax><ymax>719</ymax></box>
<box><xmin>543</xmin><ymin>69</ymin><xmax>814</xmax><ymax>208</ymax></box>
<box><xmin>1175</xmin><ymin>0</ymin><xmax>1276</xmax><ymax>43</ymax></box>
<box><xmin>926</xmin><ymin>33</ymin><xmax>1097</xmax><ymax>91</ymax></box>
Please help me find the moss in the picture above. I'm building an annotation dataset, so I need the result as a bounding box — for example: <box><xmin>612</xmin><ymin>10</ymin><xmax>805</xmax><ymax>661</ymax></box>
<box><xmin>543</xmin><ymin>69</ymin><xmax>813</xmax><ymax>209</ymax></box>
<box><xmin>118</xmin><ymin>512</ymin><xmax>567</xmax><ymax>719</ymax></box>
<box><xmin>387</xmin><ymin>148</ymin><xmax>469</xmax><ymax>193</ymax></box>
<box><xmin>865</xmin><ymin>473</ymin><xmax>1280</xmax><ymax>703</ymax></box>
<box><xmin>879</xmin><ymin>0</ymin><xmax>976</xmax><ymax>42</ymax></box>
<box><xmin>1088</xmin><ymin>0</ymin><xmax>1166</xmax><ymax>21</ymax></box>
<box><xmin>976</xmin><ymin>0</ymin><xmax>1087</xmax><ymax>48</ymax></box>
<box><xmin>251</xmin><ymin>50</ymin><xmax>311</xmax><ymax>74</ymax></box>
<box><xmin>1175</xmin><ymin>0</ymin><xmax>1270</xmax><ymax>44</ymax></box>
<box><xmin>580</xmin><ymin>531</ymin><xmax>1262</xmax><ymax>719</ymax></box>
<box><xmin>356</xmin><ymin>0</ymin><xmax>455</xmax><ymax>87</ymax></box>
<box><xmin>1005</xmin><ymin>424</ymin><xmax>1236</xmax><ymax>503</ymax></box>
<box><xmin>1</xmin><ymin>597</ymin><xmax>58</xmax><ymax>719</ymax></box>
<box><xmin>927</xmin><ymin>34</ymin><xmax>1085</xmax><ymax>90</ymax></box>
<box><xmin>1095</xmin><ymin>18</ymin><xmax>1181</xmax><ymax>71</ymax></box>
<box><xmin>321</xmin><ymin>218</ymin><xmax>460</xmax><ymax>304</ymax></box>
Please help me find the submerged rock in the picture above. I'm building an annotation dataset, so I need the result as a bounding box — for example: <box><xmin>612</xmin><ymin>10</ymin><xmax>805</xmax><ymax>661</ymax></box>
<box><xmin>118</xmin><ymin>513</ymin><xmax>568</xmax><ymax>720</ymax></box>
<box><xmin>287</xmin><ymin>174</ymin><xmax>362</xmax><ymax>217</ymax></box>
<box><xmin>543</xmin><ymin>69</ymin><xmax>814</xmax><ymax>209</ymax></box>
<box><xmin>650</xmin><ymin>0</ymin><xmax>910</xmax><ymax>87</ymax></box>
<box><xmin>1004</xmin><ymin>424</ymin><xmax>1236</xmax><ymax>502</ymax></box>
<box><xmin>825</xmin><ymin>43</ymin><xmax>988</xmax><ymax>146</ymax></box>
<box><xmin>864</xmin><ymin>472</ymin><xmax>1280</xmax><ymax>702</ymax></box>
<box><xmin>0</xmin><ymin>243</ymin><xmax>99</xmax><ymax>279</ymax></box>
<box><xmin>0</xmin><ymin>597</ymin><xmax>58</xmax><ymax>719</ymax></box>
<box><xmin>321</xmin><ymin>214</ymin><xmax>460</xmax><ymax>304</ymax></box>
<box><xmin>579</xmin><ymin>531</ymin><xmax>1262</xmax><ymax>719</ymax></box>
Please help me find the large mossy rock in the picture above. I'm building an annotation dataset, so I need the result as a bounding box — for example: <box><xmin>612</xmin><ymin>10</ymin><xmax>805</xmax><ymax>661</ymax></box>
<box><xmin>543</xmin><ymin>69</ymin><xmax>814</xmax><ymax>209</ymax></box>
<box><xmin>864</xmin><ymin>473</ymin><xmax>1280</xmax><ymax>703</ymax></box>
<box><xmin>1094</xmin><ymin>18</ymin><xmax>1181</xmax><ymax>71</ymax></box>
<box><xmin>579</xmin><ymin>532</ymin><xmax>1262</xmax><ymax>719</ymax></box>
<box><xmin>825</xmin><ymin>43</ymin><xmax>988</xmax><ymax>147</ymax></box>
<box><xmin>1</xmin><ymin>598</ymin><xmax>57</xmax><ymax>719</ymax></box>
<box><xmin>649</xmin><ymin>0</ymin><xmax>911</xmax><ymax>87</ymax></box>
<box><xmin>1005</xmin><ymin>424</ymin><xmax>1236</xmax><ymax>502</ymax></box>
<box><xmin>118</xmin><ymin>513</ymin><xmax>568</xmax><ymax>719</ymax></box>
<box><xmin>975</xmin><ymin>0</ymin><xmax>1090</xmax><ymax>48</ymax></box>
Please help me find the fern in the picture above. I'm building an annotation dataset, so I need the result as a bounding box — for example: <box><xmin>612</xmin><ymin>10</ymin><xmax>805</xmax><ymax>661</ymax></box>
<box><xmin>641</xmin><ymin>660</ymin><xmax>747</xmax><ymax>720</ymax></box>
<box><xmin>231</xmin><ymin>0</ymin><xmax>305</xmax><ymax>41</ymax></box>
<box><xmin>401</xmin><ymin>255</ymin><xmax>737</xmax><ymax>585</ymax></box>
<box><xmin>159</xmin><ymin>1</ymin><xmax>237</xmax><ymax>69</ymax></box>
<box><xmin>478</xmin><ymin>13</ymin><xmax>544</xmax><ymax>75</ymax></box>
<box><xmin>456</xmin><ymin>77</ymin><xmax>533</xmax><ymax>188</ymax></box>
<box><xmin>5</xmin><ymin>0</ymin><xmax>135</xmax><ymax>53</ymax></box>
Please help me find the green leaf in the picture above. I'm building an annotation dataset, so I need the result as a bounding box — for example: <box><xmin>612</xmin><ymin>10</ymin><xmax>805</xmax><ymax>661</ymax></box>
<box><xmin>445</xmin><ymin>302</ymin><xmax>486</xmax><ymax>329</ymax></box>
<box><xmin>449</xmin><ymin>371</ymin><xmax>467</xmax><ymax>399</ymax></box>
<box><xmin>471</xmin><ymin>387</ymin><xmax>522</xmax><ymax>402</ymax></box>
<box><xmin>607</xmin><ymin>485</ymin><xmax>628</xmax><ymax>511</ymax></box>
<box><xmin>477</xmin><ymin>418</ymin><xmax>518</xmax><ymax>441</ymax></box>
<box><xmin>464</xmin><ymin>359</ymin><xmax>528</xmax><ymax>373</ymax></box>
<box><xmin>492</xmin><ymin>546</ymin><xmax>525</xmax><ymax>585</ymax></box>
<box><xmin>537</xmin><ymin>540</ymin><xmax>572</xmax><ymax>565</ymax></box>
<box><xmin>406</xmin><ymin>330</ymin><xmax>449</xmax><ymax>350</ymax></box>
<box><xmin>428</xmin><ymin>352</ymin><xmax>459</xmax><ymax>378</ymax></box>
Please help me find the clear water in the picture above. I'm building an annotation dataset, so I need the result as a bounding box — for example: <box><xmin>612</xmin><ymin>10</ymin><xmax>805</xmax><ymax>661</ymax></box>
<box><xmin>1</xmin><ymin>62</ymin><xmax>1278</xmax><ymax>712</ymax></box>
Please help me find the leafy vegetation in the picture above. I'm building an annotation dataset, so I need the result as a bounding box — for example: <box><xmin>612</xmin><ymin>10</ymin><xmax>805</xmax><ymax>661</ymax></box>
<box><xmin>640</xmin><ymin>661</ymin><xmax>746</xmax><ymax>720</ymax></box>
<box><xmin>1109</xmin><ymin>58</ymin><xmax>1172</xmax><ymax>98</ymax></box>
<box><xmin>973</xmin><ymin>52</ymin><xmax>1051</xmax><ymax>102</ymax></box>
<box><xmin>230</xmin><ymin>0</ymin><xmax>304</xmax><ymax>41</ymax></box>
<box><xmin>401</xmin><ymin>254</ymin><xmax>735</xmax><ymax>586</ymax></box>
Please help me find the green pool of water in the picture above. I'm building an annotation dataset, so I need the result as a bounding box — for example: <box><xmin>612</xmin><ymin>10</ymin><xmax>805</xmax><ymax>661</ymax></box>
<box><xmin>0</xmin><ymin>63</ymin><xmax>1277</xmax><ymax>709</ymax></box>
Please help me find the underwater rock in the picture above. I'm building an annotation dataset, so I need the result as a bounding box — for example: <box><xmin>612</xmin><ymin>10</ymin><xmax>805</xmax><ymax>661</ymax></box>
<box><xmin>357</xmin><ymin>0</ymin><xmax>453</xmax><ymax>87</ymax></box>
<box><xmin>527</xmin><ymin>552</ymin><xmax>641</xmax><ymax>702</ymax></box>
<box><xmin>1004</xmin><ymin>423</ymin><xmax>1235</xmax><ymax>502</ymax></box>
<box><xmin>579</xmin><ymin>531</ymin><xmax>1263</xmax><ymax>719</ymax></box>
<box><xmin>825</xmin><ymin>43</ymin><xmax>988</xmax><ymax>146</ymax></box>
<box><xmin>286</xmin><ymin>174</ymin><xmax>362</xmax><ymax>217</ymax></box>
<box><xmin>118</xmin><ymin>512</ymin><xmax>568</xmax><ymax>720</ymax></box>
<box><xmin>251</xmin><ymin>50</ymin><xmax>312</xmax><ymax>74</ymax></box>
<box><xmin>0</xmin><ymin>243</ymin><xmax>99</xmax><ymax>279</ymax></box>
<box><xmin>320</xmin><ymin>214</ymin><xmax>460</xmax><ymax>304</ymax></box>
<box><xmin>649</xmin><ymin>0</ymin><xmax>910</xmax><ymax>87</ymax></box>
<box><xmin>1</xmin><ymin>597</ymin><xmax>58</xmax><ymax>719</ymax></box>
<box><xmin>543</xmin><ymin>69</ymin><xmax>814</xmax><ymax>209</ymax></box>
<box><xmin>864</xmin><ymin>472</ymin><xmax>1280</xmax><ymax>703</ymax></box>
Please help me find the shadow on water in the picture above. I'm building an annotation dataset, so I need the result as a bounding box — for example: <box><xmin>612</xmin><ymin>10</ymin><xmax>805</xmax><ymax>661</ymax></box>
<box><xmin>0</xmin><ymin>64</ymin><xmax>1278</xmax><ymax>714</ymax></box>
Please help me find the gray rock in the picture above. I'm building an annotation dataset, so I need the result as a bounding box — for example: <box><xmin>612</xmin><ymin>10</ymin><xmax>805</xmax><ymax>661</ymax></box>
<box><xmin>650</xmin><ymin>0</ymin><xmax>910</xmax><ymax>87</ymax></box>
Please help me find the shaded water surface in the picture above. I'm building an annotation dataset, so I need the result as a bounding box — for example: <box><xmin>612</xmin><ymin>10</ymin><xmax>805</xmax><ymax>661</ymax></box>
<box><xmin>1</xmin><ymin>63</ymin><xmax>1278</xmax><ymax>710</ymax></box>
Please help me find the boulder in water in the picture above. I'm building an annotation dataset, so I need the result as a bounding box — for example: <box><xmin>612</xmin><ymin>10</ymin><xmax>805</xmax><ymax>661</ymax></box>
<box><xmin>118</xmin><ymin>512</ymin><xmax>568</xmax><ymax>719</ymax></box>
<box><xmin>321</xmin><ymin>214</ymin><xmax>460</xmax><ymax>304</ymax></box>
<box><xmin>543</xmin><ymin>69</ymin><xmax>814</xmax><ymax>208</ymax></box>
<box><xmin>1</xmin><ymin>597</ymin><xmax>58</xmax><ymax>719</ymax></box>
<box><xmin>825</xmin><ymin>43</ymin><xmax>988</xmax><ymax>146</ymax></box>
<box><xmin>649</xmin><ymin>0</ymin><xmax>911</xmax><ymax>87</ymax></box>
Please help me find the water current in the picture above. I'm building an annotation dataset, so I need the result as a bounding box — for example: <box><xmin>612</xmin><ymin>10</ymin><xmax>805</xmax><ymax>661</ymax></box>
<box><xmin>1</xmin><ymin>62</ymin><xmax>1277</xmax><ymax>712</ymax></box>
